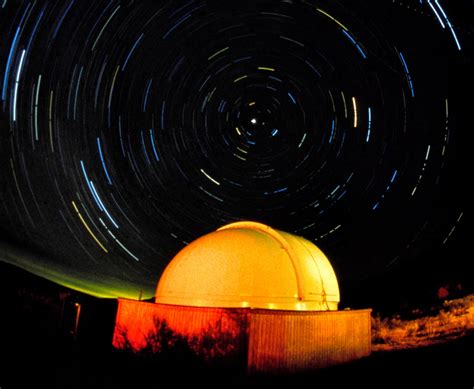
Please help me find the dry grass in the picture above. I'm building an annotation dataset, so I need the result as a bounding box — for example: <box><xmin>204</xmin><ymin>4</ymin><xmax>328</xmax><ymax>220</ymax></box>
<box><xmin>372</xmin><ymin>294</ymin><xmax>474</xmax><ymax>351</ymax></box>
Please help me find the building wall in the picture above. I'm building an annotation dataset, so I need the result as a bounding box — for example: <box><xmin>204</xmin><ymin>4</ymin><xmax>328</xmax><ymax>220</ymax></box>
<box><xmin>247</xmin><ymin>309</ymin><xmax>372</xmax><ymax>373</ymax></box>
<box><xmin>113</xmin><ymin>299</ymin><xmax>371</xmax><ymax>372</ymax></box>
<box><xmin>113</xmin><ymin>299</ymin><xmax>248</xmax><ymax>353</ymax></box>
<box><xmin>113</xmin><ymin>299</ymin><xmax>159</xmax><ymax>350</ymax></box>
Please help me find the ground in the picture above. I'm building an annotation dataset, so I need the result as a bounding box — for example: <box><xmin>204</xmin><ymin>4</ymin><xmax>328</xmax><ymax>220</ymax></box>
<box><xmin>2</xmin><ymin>331</ymin><xmax>472</xmax><ymax>388</ymax></box>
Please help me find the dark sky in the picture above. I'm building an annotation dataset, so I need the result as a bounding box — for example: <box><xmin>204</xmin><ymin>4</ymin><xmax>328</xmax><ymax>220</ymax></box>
<box><xmin>0</xmin><ymin>0</ymin><xmax>471</xmax><ymax>300</ymax></box>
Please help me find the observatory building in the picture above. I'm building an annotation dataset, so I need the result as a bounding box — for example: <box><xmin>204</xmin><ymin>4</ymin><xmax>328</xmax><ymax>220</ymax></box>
<box><xmin>113</xmin><ymin>221</ymin><xmax>371</xmax><ymax>373</ymax></box>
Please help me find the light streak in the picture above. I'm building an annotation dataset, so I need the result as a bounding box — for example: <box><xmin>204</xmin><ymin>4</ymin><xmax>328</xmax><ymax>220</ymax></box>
<box><xmin>316</xmin><ymin>8</ymin><xmax>348</xmax><ymax>30</ymax></box>
<box><xmin>208</xmin><ymin>46</ymin><xmax>229</xmax><ymax>60</ymax></box>
<box><xmin>72</xmin><ymin>201</ymin><xmax>108</xmax><ymax>253</ymax></box>
<box><xmin>122</xmin><ymin>33</ymin><xmax>144</xmax><ymax>71</ymax></box>
<box><xmin>352</xmin><ymin>96</ymin><xmax>358</xmax><ymax>128</ymax></box>
<box><xmin>12</xmin><ymin>49</ymin><xmax>26</xmax><ymax>122</ymax></box>
<box><xmin>288</xmin><ymin>92</ymin><xmax>296</xmax><ymax>104</ymax></box>
<box><xmin>91</xmin><ymin>5</ymin><xmax>121</xmax><ymax>51</ymax></box>
<box><xmin>97</xmin><ymin>137</ymin><xmax>113</xmax><ymax>185</ymax></box>
<box><xmin>34</xmin><ymin>74</ymin><xmax>42</xmax><ymax>140</ymax></box>
<box><xmin>398</xmin><ymin>51</ymin><xmax>415</xmax><ymax>98</ymax></box>
<box><xmin>366</xmin><ymin>107</ymin><xmax>372</xmax><ymax>142</ymax></box>
<box><xmin>233</xmin><ymin>75</ymin><xmax>248</xmax><ymax>83</ymax></box>
<box><xmin>200</xmin><ymin>169</ymin><xmax>221</xmax><ymax>186</ymax></box>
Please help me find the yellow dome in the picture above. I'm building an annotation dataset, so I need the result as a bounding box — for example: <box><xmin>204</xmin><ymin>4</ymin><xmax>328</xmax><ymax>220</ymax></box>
<box><xmin>155</xmin><ymin>221</ymin><xmax>340</xmax><ymax>311</ymax></box>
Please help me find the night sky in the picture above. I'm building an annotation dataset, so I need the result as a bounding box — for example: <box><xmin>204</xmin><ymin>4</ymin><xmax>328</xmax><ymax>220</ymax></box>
<box><xmin>0</xmin><ymin>0</ymin><xmax>471</xmax><ymax>300</ymax></box>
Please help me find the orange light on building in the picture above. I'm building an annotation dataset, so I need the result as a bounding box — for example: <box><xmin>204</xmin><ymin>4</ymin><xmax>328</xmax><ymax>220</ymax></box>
<box><xmin>113</xmin><ymin>221</ymin><xmax>371</xmax><ymax>373</ymax></box>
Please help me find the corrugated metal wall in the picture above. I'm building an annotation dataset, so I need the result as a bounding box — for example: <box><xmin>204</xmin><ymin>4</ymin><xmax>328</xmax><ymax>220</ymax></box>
<box><xmin>247</xmin><ymin>309</ymin><xmax>372</xmax><ymax>373</ymax></box>
<box><xmin>113</xmin><ymin>299</ymin><xmax>371</xmax><ymax>373</ymax></box>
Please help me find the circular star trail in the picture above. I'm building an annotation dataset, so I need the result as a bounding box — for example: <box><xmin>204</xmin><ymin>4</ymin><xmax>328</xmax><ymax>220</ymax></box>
<box><xmin>0</xmin><ymin>0</ymin><xmax>471</xmax><ymax>298</ymax></box>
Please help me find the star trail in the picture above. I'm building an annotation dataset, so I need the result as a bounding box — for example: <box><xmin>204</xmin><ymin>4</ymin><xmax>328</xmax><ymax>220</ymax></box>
<box><xmin>0</xmin><ymin>0</ymin><xmax>470</xmax><ymax>299</ymax></box>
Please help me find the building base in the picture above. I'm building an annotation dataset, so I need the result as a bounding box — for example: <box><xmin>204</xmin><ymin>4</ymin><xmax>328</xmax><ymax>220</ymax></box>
<box><xmin>113</xmin><ymin>299</ymin><xmax>371</xmax><ymax>373</ymax></box>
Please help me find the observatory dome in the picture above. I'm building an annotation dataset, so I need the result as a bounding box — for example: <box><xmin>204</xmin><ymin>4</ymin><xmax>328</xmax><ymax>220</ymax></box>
<box><xmin>155</xmin><ymin>221</ymin><xmax>340</xmax><ymax>311</ymax></box>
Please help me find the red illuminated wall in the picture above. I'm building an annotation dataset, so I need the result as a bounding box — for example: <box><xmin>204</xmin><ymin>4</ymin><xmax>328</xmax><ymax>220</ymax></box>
<box><xmin>113</xmin><ymin>299</ymin><xmax>371</xmax><ymax>373</ymax></box>
<box><xmin>113</xmin><ymin>299</ymin><xmax>248</xmax><ymax>355</ymax></box>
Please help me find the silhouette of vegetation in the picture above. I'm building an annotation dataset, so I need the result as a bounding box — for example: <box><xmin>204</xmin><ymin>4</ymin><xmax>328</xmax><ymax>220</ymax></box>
<box><xmin>187</xmin><ymin>311</ymin><xmax>248</xmax><ymax>369</ymax></box>
<box><xmin>114</xmin><ymin>312</ymin><xmax>248</xmax><ymax>374</ymax></box>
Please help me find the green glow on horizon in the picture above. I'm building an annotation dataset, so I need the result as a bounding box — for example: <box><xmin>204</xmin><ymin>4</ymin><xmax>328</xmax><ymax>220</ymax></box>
<box><xmin>0</xmin><ymin>244</ymin><xmax>155</xmax><ymax>300</ymax></box>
